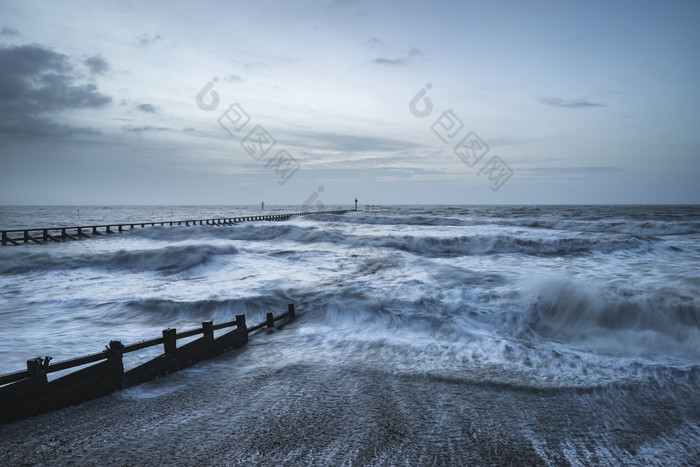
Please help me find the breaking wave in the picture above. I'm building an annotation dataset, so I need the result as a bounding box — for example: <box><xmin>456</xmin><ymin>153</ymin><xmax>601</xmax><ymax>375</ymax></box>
<box><xmin>0</xmin><ymin>243</ymin><xmax>238</xmax><ymax>275</ymax></box>
<box><xmin>513</xmin><ymin>277</ymin><xmax>700</xmax><ymax>360</ymax></box>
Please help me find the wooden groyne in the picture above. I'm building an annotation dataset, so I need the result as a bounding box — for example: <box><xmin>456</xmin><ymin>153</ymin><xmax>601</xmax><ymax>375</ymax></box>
<box><xmin>0</xmin><ymin>209</ymin><xmax>349</xmax><ymax>246</ymax></box>
<box><xmin>0</xmin><ymin>304</ymin><xmax>297</xmax><ymax>424</ymax></box>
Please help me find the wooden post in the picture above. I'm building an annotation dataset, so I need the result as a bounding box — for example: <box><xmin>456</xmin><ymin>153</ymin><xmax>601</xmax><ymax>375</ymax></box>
<box><xmin>26</xmin><ymin>358</ymin><xmax>43</xmax><ymax>376</ymax></box>
<box><xmin>236</xmin><ymin>314</ymin><xmax>246</xmax><ymax>330</ymax></box>
<box><xmin>23</xmin><ymin>230</ymin><xmax>29</xmax><ymax>244</ymax></box>
<box><xmin>202</xmin><ymin>321</ymin><xmax>214</xmax><ymax>339</ymax></box>
<box><xmin>1</xmin><ymin>231</ymin><xmax>6</xmax><ymax>245</ymax></box>
<box><xmin>266</xmin><ymin>312</ymin><xmax>275</xmax><ymax>329</ymax></box>
<box><xmin>163</xmin><ymin>329</ymin><xmax>177</xmax><ymax>354</ymax></box>
<box><xmin>288</xmin><ymin>303</ymin><xmax>296</xmax><ymax>319</ymax></box>
<box><xmin>107</xmin><ymin>340</ymin><xmax>124</xmax><ymax>359</ymax></box>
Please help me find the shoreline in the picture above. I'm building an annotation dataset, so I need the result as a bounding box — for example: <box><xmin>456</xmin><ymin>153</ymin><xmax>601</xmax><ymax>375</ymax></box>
<box><xmin>2</xmin><ymin>346</ymin><xmax>697</xmax><ymax>466</ymax></box>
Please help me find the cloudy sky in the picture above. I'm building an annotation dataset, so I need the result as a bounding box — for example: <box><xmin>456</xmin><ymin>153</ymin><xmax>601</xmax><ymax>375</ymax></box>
<box><xmin>1</xmin><ymin>0</ymin><xmax>698</xmax><ymax>206</ymax></box>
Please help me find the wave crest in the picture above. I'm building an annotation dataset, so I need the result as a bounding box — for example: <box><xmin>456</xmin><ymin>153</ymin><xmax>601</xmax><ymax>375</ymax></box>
<box><xmin>514</xmin><ymin>278</ymin><xmax>700</xmax><ymax>359</ymax></box>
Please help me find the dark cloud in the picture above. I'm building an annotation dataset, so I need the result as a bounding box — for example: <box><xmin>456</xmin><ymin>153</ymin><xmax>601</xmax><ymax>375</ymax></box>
<box><xmin>223</xmin><ymin>74</ymin><xmax>242</xmax><ymax>82</ymax></box>
<box><xmin>136</xmin><ymin>103</ymin><xmax>158</xmax><ymax>113</ymax></box>
<box><xmin>1</xmin><ymin>26</ymin><xmax>20</xmax><ymax>36</ymax></box>
<box><xmin>138</xmin><ymin>34</ymin><xmax>162</xmax><ymax>47</ymax></box>
<box><xmin>373</xmin><ymin>57</ymin><xmax>406</xmax><ymax>66</ymax></box>
<box><xmin>528</xmin><ymin>167</ymin><xmax>622</xmax><ymax>176</ymax></box>
<box><xmin>123</xmin><ymin>125</ymin><xmax>169</xmax><ymax>133</ymax></box>
<box><xmin>0</xmin><ymin>45</ymin><xmax>112</xmax><ymax>111</ymax></box>
<box><xmin>540</xmin><ymin>97</ymin><xmax>606</xmax><ymax>109</ymax></box>
<box><xmin>0</xmin><ymin>44</ymin><xmax>111</xmax><ymax>138</ymax></box>
<box><xmin>84</xmin><ymin>54</ymin><xmax>109</xmax><ymax>74</ymax></box>
<box><xmin>0</xmin><ymin>114</ymin><xmax>102</xmax><ymax>138</ymax></box>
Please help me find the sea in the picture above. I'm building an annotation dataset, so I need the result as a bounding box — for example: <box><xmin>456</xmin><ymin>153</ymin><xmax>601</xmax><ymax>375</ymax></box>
<box><xmin>0</xmin><ymin>204</ymin><xmax>698</xmax><ymax>465</ymax></box>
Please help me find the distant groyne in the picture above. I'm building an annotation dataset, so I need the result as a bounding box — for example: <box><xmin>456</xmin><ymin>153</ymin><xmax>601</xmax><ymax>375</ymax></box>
<box><xmin>0</xmin><ymin>209</ymin><xmax>349</xmax><ymax>246</ymax></box>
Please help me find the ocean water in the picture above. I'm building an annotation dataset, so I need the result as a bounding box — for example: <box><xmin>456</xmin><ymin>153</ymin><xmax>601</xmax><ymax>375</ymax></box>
<box><xmin>0</xmin><ymin>205</ymin><xmax>699</xmax><ymax>464</ymax></box>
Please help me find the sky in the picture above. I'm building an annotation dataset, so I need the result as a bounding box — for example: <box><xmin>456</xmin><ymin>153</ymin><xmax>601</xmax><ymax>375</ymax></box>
<box><xmin>0</xmin><ymin>0</ymin><xmax>698</xmax><ymax>206</ymax></box>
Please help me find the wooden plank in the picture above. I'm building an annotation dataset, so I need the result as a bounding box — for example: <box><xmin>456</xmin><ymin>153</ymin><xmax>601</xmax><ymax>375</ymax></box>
<box><xmin>247</xmin><ymin>322</ymin><xmax>266</xmax><ymax>333</ymax></box>
<box><xmin>122</xmin><ymin>334</ymin><xmax>217</xmax><ymax>388</ymax></box>
<box><xmin>122</xmin><ymin>354</ymin><xmax>179</xmax><ymax>388</ymax></box>
<box><xmin>45</xmin><ymin>351</ymin><xmax>108</xmax><ymax>374</ymax></box>
<box><xmin>122</xmin><ymin>336</ymin><xmax>164</xmax><ymax>354</ymax></box>
<box><xmin>214</xmin><ymin>327</ymin><xmax>248</xmax><ymax>353</ymax></box>
<box><xmin>212</xmin><ymin>320</ymin><xmax>239</xmax><ymax>331</ymax></box>
<box><xmin>176</xmin><ymin>333</ymin><xmax>216</xmax><ymax>369</ymax></box>
<box><xmin>0</xmin><ymin>369</ymin><xmax>31</xmax><ymax>386</ymax></box>
<box><xmin>0</xmin><ymin>372</ymin><xmax>48</xmax><ymax>424</ymax></box>
<box><xmin>2</xmin><ymin>235</ymin><xmax>20</xmax><ymax>246</ymax></box>
<box><xmin>44</xmin><ymin>232</ymin><xmax>61</xmax><ymax>242</ymax></box>
<box><xmin>177</xmin><ymin>328</ymin><xmax>205</xmax><ymax>339</ymax></box>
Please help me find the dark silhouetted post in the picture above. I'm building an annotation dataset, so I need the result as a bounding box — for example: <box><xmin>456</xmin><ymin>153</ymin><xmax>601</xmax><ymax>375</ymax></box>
<box><xmin>107</xmin><ymin>340</ymin><xmax>124</xmax><ymax>359</ymax></box>
<box><xmin>354</xmin><ymin>197</ymin><xmax>358</xmax><ymax>211</ymax></box>
<box><xmin>202</xmin><ymin>321</ymin><xmax>214</xmax><ymax>339</ymax></box>
<box><xmin>26</xmin><ymin>358</ymin><xmax>43</xmax><ymax>376</ymax></box>
<box><xmin>163</xmin><ymin>329</ymin><xmax>177</xmax><ymax>354</ymax></box>
<box><xmin>266</xmin><ymin>312</ymin><xmax>275</xmax><ymax>328</ymax></box>
<box><xmin>236</xmin><ymin>314</ymin><xmax>246</xmax><ymax>330</ymax></box>
<box><xmin>288</xmin><ymin>303</ymin><xmax>296</xmax><ymax>319</ymax></box>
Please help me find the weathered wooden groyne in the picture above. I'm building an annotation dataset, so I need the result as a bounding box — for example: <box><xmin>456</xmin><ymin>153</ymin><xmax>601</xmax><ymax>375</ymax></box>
<box><xmin>0</xmin><ymin>209</ymin><xmax>348</xmax><ymax>246</ymax></box>
<box><xmin>0</xmin><ymin>304</ymin><xmax>297</xmax><ymax>424</ymax></box>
